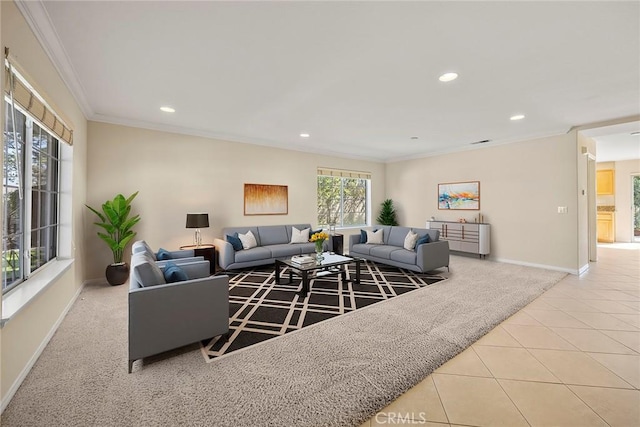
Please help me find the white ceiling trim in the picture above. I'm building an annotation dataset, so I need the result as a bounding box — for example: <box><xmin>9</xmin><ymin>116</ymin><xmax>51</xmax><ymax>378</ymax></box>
<box><xmin>16</xmin><ymin>0</ymin><xmax>93</xmax><ymax>119</ymax></box>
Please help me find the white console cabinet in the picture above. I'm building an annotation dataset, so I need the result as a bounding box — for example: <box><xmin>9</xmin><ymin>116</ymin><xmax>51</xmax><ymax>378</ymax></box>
<box><xmin>426</xmin><ymin>221</ymin><xmax>490</xmax><ymax>258</ymax></box>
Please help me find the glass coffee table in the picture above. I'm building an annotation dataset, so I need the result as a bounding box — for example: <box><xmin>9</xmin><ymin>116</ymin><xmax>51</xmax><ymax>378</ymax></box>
<box><xmin>275</xmin><ymin>253</ymin><xmax>362</xmax><ymax>298</ymax></box>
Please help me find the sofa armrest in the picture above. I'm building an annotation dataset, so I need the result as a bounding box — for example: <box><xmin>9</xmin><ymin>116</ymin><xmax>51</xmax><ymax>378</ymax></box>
<box><xmin>129</xmin><ymin>275</ymin><xmax>230</xmax><ymax>362</ymax></box>
<box><xmin>213</xmin><ymin>238</ymin><xmax>235</xmax><ymax>270</ymax></box>
<box><xmin>154</xmin><ymin>256</ymin><xmax>204</xmax><ymax>267</ymax></box>
<box><xmin>348</xmin><ymin>234</ymin><xmax>361</xmax><ymax>254</ymax></box>
<box><xmin>416</xmin><ymin>240</ymin><xmax>450</xmax><ymax>273</ymax></box>
<box><xmin>159</xmin><ymin>260</ymin><xmax>210</xmax><ymax>279</ymax></box>
<box><xmin>168</xmin><ymin>249</ymin><xmax>197</xmax><ymax>258</ymax></box>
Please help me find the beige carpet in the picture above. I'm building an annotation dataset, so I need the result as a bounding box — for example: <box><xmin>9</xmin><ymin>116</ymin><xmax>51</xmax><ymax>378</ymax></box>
<box><xmin>1</xmin><ymin>255</ymin><xmax>566</xmax><ymax>426</ymax></box>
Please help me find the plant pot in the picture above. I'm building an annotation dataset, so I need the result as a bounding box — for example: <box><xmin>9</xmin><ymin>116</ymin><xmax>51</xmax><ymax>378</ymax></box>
<box><xmin>106</xmin><ymin>262</ymin><xmax>130</xmax><ymax>286</ymax></box>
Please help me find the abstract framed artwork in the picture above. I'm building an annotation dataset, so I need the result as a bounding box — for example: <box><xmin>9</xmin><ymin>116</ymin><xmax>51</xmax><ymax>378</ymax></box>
<box><xmin>438</xmin><ymin>181</ymin><xmax>480</xmax><ymax>210</ymax></box>
<box><xmin>244</xmin><ymin>184</ymin><xmax>288</xmax><ymax>215</ymax></box>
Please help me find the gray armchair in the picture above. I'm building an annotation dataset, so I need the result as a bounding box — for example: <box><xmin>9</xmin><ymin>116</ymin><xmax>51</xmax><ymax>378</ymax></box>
<box><xmin>128</xmin><ymin>253</ymin><xmax>229</xmax><ymax>373</ymax></box>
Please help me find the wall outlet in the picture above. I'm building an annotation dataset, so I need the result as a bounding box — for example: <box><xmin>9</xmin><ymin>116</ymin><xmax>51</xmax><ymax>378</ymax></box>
<box><xmin>557</xmin><ymin>206</ymin><xmax>568</xmax><ymax>214</ymax></box>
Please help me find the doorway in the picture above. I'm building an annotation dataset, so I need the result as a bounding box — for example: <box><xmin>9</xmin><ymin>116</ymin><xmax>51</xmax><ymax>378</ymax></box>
<box><xmin>633</xmin><ymin>174</ymin><xmax>640</xmax><ymax>242</ymax></box>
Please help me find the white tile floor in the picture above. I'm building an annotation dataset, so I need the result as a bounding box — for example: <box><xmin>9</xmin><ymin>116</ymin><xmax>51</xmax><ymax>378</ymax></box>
<box><xmin>361</xmin><ymin>244</ymin><xmax>640</xmax><ymax>427</ymax></box>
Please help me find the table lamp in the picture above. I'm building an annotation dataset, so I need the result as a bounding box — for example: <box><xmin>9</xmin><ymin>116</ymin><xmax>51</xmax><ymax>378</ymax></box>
<box><xmin>186</xmin><ymin>213</ymin><xmax>209</xmax><ymax>247</ymax></box>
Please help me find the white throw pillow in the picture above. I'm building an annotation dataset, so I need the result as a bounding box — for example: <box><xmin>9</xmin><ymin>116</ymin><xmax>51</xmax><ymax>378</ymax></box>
<box><xmin>404</xmin><ymin>230</ymin><xmax>419</xmax><ymax>251</ymax></box>
<box><xmin>366</xmin><ymin>229</ymin><xmax>384</xmax><ymax>244</ymax></box>
<box><xmin>238</xmin><ymin>230</ymin><xmax>258</xmax><ymax>250</ymax></box>
<box><xmin>290</xmin><ymin>226</ymin><xmax>310</xmax><ymax>244</ymax></box>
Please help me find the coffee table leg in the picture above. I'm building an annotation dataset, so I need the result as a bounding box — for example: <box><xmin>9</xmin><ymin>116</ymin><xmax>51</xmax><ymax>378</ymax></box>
<box><xmin>298</xmin><ymin>271</ymin><xmax>309</xmax><ymax>298</ymax></box>
<box><xmin>355</xmin><ymin>259</ymin><xmax>361</xmax><ymax>284</ymax></box>
<box><xmin>275</xmin><ymin>261</ymin><xmax>281</xmax><ymax>285</ymax></box>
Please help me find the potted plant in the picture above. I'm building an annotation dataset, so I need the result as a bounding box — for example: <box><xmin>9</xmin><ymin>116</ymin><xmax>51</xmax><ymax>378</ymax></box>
<box><xmin>86</xmin><ymin>192</ymin><xmax>141</xmax><ymax>285</ymax></box>
<box><xmin>377</xmin><ymin>199</ymin><xmax>399</xmax><ymax>226</ymax></box>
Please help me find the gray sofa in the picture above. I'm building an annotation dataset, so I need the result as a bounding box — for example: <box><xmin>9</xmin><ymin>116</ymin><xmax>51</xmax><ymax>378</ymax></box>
<box><xmin>128</xmin><ymin>252</ymin><xmax>229</xmax><ymax>373</ymax></box>
<box><xmin>213</xmin><ymin>224</ymin><xmax>329</xmax><ymax>270</ymax></box>
<box><xmin>348</xmin><ymin>225</ymin><xmax>449</xmax><ymax>273</ymax></box>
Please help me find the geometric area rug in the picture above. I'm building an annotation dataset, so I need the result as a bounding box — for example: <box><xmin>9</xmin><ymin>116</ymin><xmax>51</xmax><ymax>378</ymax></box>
<box><xmin>201</xmin><ymin>261</ymin><xmax>446</xmax><ymax>360</ymax></box>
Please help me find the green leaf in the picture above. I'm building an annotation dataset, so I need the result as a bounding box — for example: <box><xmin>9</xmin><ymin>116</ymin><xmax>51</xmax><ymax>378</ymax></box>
<box><xmin>87</xmin><ymin>191</ymin><xmax>141</xmax><ymax>263</ymax></box>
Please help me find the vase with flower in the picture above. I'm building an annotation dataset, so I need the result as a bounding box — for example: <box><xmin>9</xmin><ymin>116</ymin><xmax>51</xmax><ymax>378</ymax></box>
<box><xmin>310</xmin><ymin>231</ymin><xmax>329</xmax><ymax>263</ymax></box>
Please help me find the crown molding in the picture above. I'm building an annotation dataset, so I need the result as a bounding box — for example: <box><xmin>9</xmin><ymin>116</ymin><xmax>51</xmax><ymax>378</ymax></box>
<box><xmin>15</xmin><ymin>0</ymin><xmax>93</xmax><ymax>119</ymax></box>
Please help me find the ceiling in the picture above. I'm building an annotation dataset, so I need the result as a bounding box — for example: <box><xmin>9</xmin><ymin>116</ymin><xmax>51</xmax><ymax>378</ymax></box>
<box><xmin>17</xmin><ymin>1</ymin><xmax>640</xmax><ymax>162</ymax></box>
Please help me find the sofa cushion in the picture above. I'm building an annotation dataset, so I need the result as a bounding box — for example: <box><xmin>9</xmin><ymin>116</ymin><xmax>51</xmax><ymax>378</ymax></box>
<box><xmin>269</xmin><ymin>243</ymin><xmax>303</xmax><ymax>258</ymax></box>
<box><xmin>226</xmin><ymin>233</ymin><xmax>244</xmax><ymax>251</ymax></box>
<box><xmin>369</xmin><ymin>245</ymin><xmax>400</xmax><ymax>260</ymax></box>
<box><xmin>351</xmin><ymin>243</ymin><xmax>374</xmax><ymax>256</ymax></box>
<box><xmin>238</xmin><ymin>230</ymin><xmax>258</xmax><ymax>249</ymax></box>
<box><xmin>234</xmin><ymin>246</ymin><xmax>272</xmax><ymax>263</ymax></box>
<box><xmin>290</xmin><ymin>226</ymin><xmax>310</xmax><ymax>244</ymax></box>
<box><xmin>366</xmin><ymin>229</ymin><xmax>384</xmax><ymax>244</ymax></box>
<box><xmin>388</xmin><ymin>226</ymin><xmax>411</xmax><ymax>247</ymax></box>
<box><xmin>390</xmin><ymin>248</ymin><xmax>418</xmax><ymax>264</ymax></box>
<box><xmin>257</xmin><ymin>226</ymin><xmax>289</xmax><ymax>246</ymax></box>
<box><xmin>360</xmin><ymin>229</ymin><xmax>368</xmax><ymax>243</ymax></box>
<box><xmin>404</xmin><ymin>230</ymin><xmax>419</xmax><ymax>251</ymax></box>
<box><xmin>156</xmin><ymin>248</ymin><xmax>172</xmax><ymax>260</ymax></box>
<box><xmin>163</xmin><ymin>261</ymin><xmax>188</xmax><ymax>283</ymax></box>
<box><xmin>134</xmin><ymin>259</ymin><xmax>166</xmax><ymax>287</ymax></box>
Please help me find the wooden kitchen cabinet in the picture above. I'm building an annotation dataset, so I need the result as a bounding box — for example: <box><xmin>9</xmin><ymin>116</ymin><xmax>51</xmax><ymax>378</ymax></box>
<box><xmin>597</xmin><ymin>212</ymin><xmax>614</xmax><ymax>243</ymax></box>
<box><xmin>597</xmin><ymin>169</ymin><xmax>614</xmax><ymax>195</ymax></box>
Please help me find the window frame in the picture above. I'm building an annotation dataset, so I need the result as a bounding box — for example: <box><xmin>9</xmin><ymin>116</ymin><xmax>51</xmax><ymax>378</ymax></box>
<box><xmin>3</xmin><ymin>99</ymin><xmax>61</xmax><ymax>294</ymax></box>
<box><xmin>317</xmin><ymin>173</ymin><xmax>371</xmax><ymax>228</ymax></box>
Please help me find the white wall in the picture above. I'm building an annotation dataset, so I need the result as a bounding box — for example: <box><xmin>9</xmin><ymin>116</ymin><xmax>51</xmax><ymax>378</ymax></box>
<box><xmin>1</xmin><ymin>0</ymin><xmax>88</xmax><ymax>406</ymax></box>
<box><xmin>86</xmin><ymin>121</ymin><xmax>385</xmax><ymax>280</ymax></box>
<box><xmin>385</xmin><ymin>132</ymin><xmax>581</xmax><ymax>273</ymax></box>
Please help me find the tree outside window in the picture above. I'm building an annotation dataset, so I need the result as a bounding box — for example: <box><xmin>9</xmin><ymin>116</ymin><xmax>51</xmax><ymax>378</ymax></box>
<box><xmin>317</xmin><ymin>175</ymin><xmax>368</xmax><ymax>227</ymax></box>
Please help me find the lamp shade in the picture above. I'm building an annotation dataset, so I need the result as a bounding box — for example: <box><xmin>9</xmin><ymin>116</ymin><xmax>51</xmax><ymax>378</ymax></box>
<box><xmin>186</xmin><ymin>213</ymin><xmax>209</xmax><ymax>229</ymax></box>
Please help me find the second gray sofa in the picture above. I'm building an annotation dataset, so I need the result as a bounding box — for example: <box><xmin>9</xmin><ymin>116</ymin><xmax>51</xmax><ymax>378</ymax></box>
<box><xmin>349</xmin><ymin>225</ymin><xmax>449</xmax><ymax>273</ymax></box>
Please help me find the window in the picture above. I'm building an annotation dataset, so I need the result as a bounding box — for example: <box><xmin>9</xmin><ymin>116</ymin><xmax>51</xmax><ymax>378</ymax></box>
<box><xmin>317</xmin><ymin>168</ymin><xmax>371</xmax><ymax>228</ymax></box>
<box><xmin>3</xmin><ymin>101</ymin><xmax>60</xmax><ymax>293</ymax></box>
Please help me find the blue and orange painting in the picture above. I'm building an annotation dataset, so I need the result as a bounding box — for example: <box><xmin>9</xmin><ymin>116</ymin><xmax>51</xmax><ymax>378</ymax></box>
<box><xmin>438</xmin><ymin>182</ymin><xmax>480</xmax><ymax>210</ymax></box>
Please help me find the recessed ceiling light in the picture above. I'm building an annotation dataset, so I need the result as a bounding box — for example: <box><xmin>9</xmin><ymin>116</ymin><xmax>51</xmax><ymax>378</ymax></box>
<box><xmin>510</xmin><ymin>114</ymin><xmax>525</xmax><ymax>121</ymax></box>
<box><xmin>410</xmin><ymin>136</ymin><xmax>419</xmax><ymax>140</ymax></box>
<box><xmin>438</xmin><ymin>72</ymin><xmax>458</xmax><ymax>82</ymax></box>
<box><xmin>160</xmin><ymin>106</ymin><xmax>175</xmax><ymax>113</ymax></box>
<box><xmin>300</xmin><ymin>133</ymin><xmax>310</xmax><ymax>138</ymax></box>
<box><xmin>631</xmin><ymin>131</ymin><xmax>640</xmax><ymax>136</ymax></box>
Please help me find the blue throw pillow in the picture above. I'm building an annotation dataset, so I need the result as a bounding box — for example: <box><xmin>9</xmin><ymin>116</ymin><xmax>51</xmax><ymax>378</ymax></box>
<box><xmin>226</xmin><ymin>233</ymin><xmax>243</xmax><ymax>251</ymax></box>
<box><xmin>415</xmin><ymin>234</ymin><xmax>431</xmax><ymax>249</ymax></box>
<box><xmin>156</xmin><ymin>247</ymin><xmax>172</xmax><ymax>260</ymax></box>
<box><xmin>163</xmin><ymin>261</ymin><xmax>188</xmax><ymax>283</ymax></box>
<box><xmin>310</xmin><ymin>229</ymin><xmax>322</xmax><ymax>238</ymax></box>
<box><xmin>360</xmin><ymin>229</ymin><xmax>368</xmax><ymax>243</ymax></box>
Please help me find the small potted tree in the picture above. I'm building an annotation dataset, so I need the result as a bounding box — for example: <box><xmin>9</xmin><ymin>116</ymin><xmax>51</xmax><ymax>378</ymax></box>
<box><xmin>377</xmin><ymin>199</ymin><xmax>399</xmax><ymax>226</ymax></box>
<box><xmin>86</xmin><ymin>192</ymin><xmax>141</xmax><ymax>285</ymax></box>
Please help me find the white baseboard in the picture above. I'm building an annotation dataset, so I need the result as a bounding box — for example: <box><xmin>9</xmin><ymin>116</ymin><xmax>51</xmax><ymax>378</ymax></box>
<box><xmin>493</xmin><ymin>257</ymin><xmax>578</xmax><ymax>275</ymax></box>
<box><xmin>1</xmin><ymin>280</ymin><xmax>87</xmax><ymax>413</ymax></box>
<box><xmin>578</xmin><ymin>263</ymin><xmax>590</xmax><ymax>276</ymax></box>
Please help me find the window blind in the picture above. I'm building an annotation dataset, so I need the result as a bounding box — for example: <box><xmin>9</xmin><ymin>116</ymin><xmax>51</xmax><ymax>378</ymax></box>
<box><xmin>317</xmin><ymin>167</ymin><xmax>371</xmax><ymax>180</ymax></box>
<box><xmin>4</xmin><ymin>49</ymin><xmax>73</xmax><ymax>145</ymax></box>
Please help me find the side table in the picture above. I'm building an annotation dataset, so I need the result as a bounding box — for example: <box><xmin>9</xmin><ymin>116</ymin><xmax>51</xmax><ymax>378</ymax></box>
<box><xmin>331</xmin><ymin>234</ymin><xmax>344</xmax><ymax>255</ymax></box>
<box><xmin>179</xmin><ymin>244</ymin><xmax>217</xmax><ymax>275</ymax></box>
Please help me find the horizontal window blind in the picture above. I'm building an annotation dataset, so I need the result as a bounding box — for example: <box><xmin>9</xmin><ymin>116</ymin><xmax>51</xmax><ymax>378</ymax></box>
<box><xmin>4</xmin><ymin>50</ymin><xmax>73</xmax><ymax>145</ymax></box>
<box><xmin>317</xmin><ymin>167</ymin><xmax>371</xmax><ymax>180</ymax></box>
